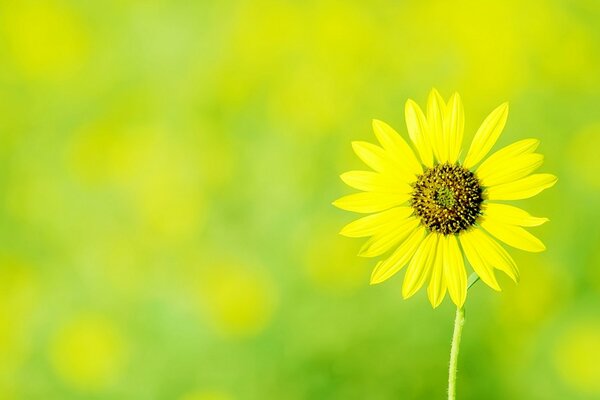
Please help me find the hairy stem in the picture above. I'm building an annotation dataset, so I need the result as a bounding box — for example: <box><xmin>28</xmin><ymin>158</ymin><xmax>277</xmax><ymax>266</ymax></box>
<box><xmin>448</xmin><ymin>306</ymin><xmax>465</xmax><ymax>400</ymax></box>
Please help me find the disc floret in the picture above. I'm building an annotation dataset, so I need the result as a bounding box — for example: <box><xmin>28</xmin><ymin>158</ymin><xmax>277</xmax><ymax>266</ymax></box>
<box><xmin>410</xmin><ymin>163</ymin><xmax>483</xmax><ymax>235</ymax></box>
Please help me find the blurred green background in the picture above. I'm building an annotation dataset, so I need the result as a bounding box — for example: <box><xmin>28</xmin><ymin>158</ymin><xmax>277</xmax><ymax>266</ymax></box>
<box><xmin>0</xmin><ymin>0</ymin><xmax>599</xmax><ymax>399</ymax></box>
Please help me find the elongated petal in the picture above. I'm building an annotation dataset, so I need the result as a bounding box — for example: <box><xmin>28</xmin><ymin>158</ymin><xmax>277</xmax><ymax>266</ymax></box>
<box><xmin>372</xmin><ymin>119</ymin><xmax>422</xmax><ymax>177</ymax></box>
<box><xmin>340</xmin><ymin>171</ymin><xmax>412</xmax><ymax>193</ymax></box>
<box><xmin>484</xmin><ymin>203</ymin><xmax>548</xmax><ymax>227</ymax></box>
<box><xmin>485</xmin><ymin>174</ymin><xmax>557</xmax><ymax>200</ymax></box>
<box><xmin>427</xmin><ymin>89</ymin><xmax>447</xmax><ymax>163</ymax></box>
<box><xmin>479</xmin><ymin>235</ymin><xmax>519</xmax><ymax>282</ymax></box>
<box><xmin>459</xmin><ymin>230</ymin><xmax>501</xmax><ymax>291</ymax></box>
<box><xmin>359</xmin><ymin>217</ymin><xmax>420</xmax><ymax>257</ymax></box>
<box><xmin>405</xmin><ymin>99</ymin><xmax>433</xmax><ymax>167</ymax></box>
<box><xmin>444</xmin><ymin>235</ymin><xmax>467</xmax><ymax>308</ymax></box>
<box><xmin>340</xmin><ymin>207</ymin><xmax>414</xmax><ymax>237</ymax></box>
<box><xmin>463</xmin><ymin>102</ymin><xmax>509</xmax><ymax>168</ymax></box>
<box><xmin>370</xmin><ymin>226</ymin><xmax>425</xmax><ymax>284</ymax></box>
<box><xmin>402</xmin><ymin>233</ymin><xmax>438</xmax><ymax>299</ymax></box>
<box><xmin>351</xmin><ymin>141</ymin><xmax>389</xmax><ymax>173</ymax></box>
<box><xmin>477</xmin><ymin>139</ymin><xmax>540</xmax><ymax>174</ymax></box>
<box><xmin>445</xmin><ymin>92</ymin><xmax>464</xmax><ymax>163</ymax></box>
<box><xmin>461</xmin><ymin>228</ymin><xmax>519</xmax><ymax>283</ymax></box>
<box><xmin>333</xmin><ymin>192</ymin><xmax>409</xmax><ymax>213</ymax></box>
<box><xmin>480</xmin><ymin>218</ymin><xmax>546</xmax><ymax>252</ymax></box>
<box><xmin>477</xmin><ymin>153</ymin><xmax>544</xmax><ymax>187</ymax></box>
<box><xmin>427</xmin><ymin>238</ymin><xmax>446</xmax><ymax>308</ymax></box>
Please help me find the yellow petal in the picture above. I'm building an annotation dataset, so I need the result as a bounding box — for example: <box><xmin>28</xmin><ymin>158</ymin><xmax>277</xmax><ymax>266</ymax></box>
<box><xmin>427</xmin><ymin>235</ymin><xmax>447</xmax><ymax>308</ymax></box>
<box><xmin>333</xmin><ymin>192</ymin><xmax>410</xmax><ymax>213</ymax></box>
<box><xmin>340</xmin><ymin>207</ymin><xmax>414</xmax><ymax>238</ymax></box>
<box><xmin>480</xmin><ymin>237</ymin><xmax>519</xmax><ymax>282</ymax></box>
<box><xmin>484</xmin><ymin>203</ymin><xmax>549</xmax><ymax>227</ymax></box>
<box><xmin>405</xmin><ymin>99</ymin><xmax>433</xmax><ymax>167</ymax></box>
<box><xmin>444</xmin><ymin>235</ymin><xmax>467</xmax><ymax>308</ymax></box>
<box><xmin>445</xmin><ymin>92</ymin><xmax>464</xmax><ymax>164</ymax></box>
<box><xmin>459</xmin><ymin>229</ymin><xmax>501</xmax><ymax>291</ymax></box>
<box><xmin>485</xmin><ymin>173</ymin><xmax>557</xmax><ymax>200</ymax></box>
<box><xmin>480</xmin><ymin>218</ymin><xmax>546</xmax><ymax>253</ymax></box>
<box><xmin>370</xmin><ymin>226</ymin><xmax>425</xmax><ymax>284</ymax></box>
<box><xmin>351</xmin><ymin>141</ymin><xmax>389</xmax><ymax>173</ymax></box>
<box><xmin>463</xmin><ymin>102</ymin><xmax>509</xmax><ymax>169</ymax></box>
<box><xmin>461</xmin><ymin>228</ymin><xmax>519</xmax><ymax>282</ymax></box>
<box><xmin>477</xmin><ymin>153</ymin><xmax>544</xmax><ymax>187</ymax></box>
<box><xmin>372</xmin><ymin>119</ymin><xmax>422</xmax><ymax>177</ymax></box>
<box><xmin>477</xmin><ymin>139</ymin><xmax>540</xmax><ymax>174</ymax></box>
<box><xmin>427</xmin><ymin>89</ymin><xmax>447</xmax><ymax>163</ymax></box>
<box><xmin>340</xmin><ymin>171</ymin><xmax>412</xmax><ymax>193</ymax></box>
<box><xmin>462</xmin><ymin>229</ymin><xmax>519</xmax><ymax>282</ymax></box>
<box><xmin>402</xmin><ymin>233</ymin><xmax>438</xmax><ymax>299</ymax></box>
<box><xmin>359</xmin><ymin>217</ymin><xmax>420</xmax><ymax>257</ymax></box>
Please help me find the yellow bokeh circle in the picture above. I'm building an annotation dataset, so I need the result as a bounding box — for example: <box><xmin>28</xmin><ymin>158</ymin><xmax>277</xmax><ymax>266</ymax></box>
<box><xmin>49</xmin><ymin>315</ymin><xmax>127</xmax><ymax>392</ymax></box>
<box><xmin>2</xmin><ymin>1</ymin><xmax>88</xmax><ymax>78</ymax></box>
<box><xmin>197</xmin><ymin>264</ymin><xmax>277</xmax><ymax>338</ymax></box>
<box><xmin>553</xmin><ymin>320</ymin><xmax>600</xmax><ymax>395</ymax></box>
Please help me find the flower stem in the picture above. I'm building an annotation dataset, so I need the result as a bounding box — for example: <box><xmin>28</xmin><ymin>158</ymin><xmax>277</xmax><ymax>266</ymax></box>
<box><xmin>448</xmin><ymin>306</ymin><xmax>465</xmax><ymax>400</ymax></box>
<box><xmin>447</xmin><ymin>273</ymin><xmax>479</xmax><ymax>399</ymax></box>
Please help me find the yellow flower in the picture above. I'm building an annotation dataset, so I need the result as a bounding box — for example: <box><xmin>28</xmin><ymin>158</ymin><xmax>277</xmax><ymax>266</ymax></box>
<box><xmin>333</xmin><ymin>89</ymin><xmax>557</xmax><ymax>308</ymax></box>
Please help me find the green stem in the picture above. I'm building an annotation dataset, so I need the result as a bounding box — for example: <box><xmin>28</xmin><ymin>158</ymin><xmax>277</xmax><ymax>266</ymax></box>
<box><xmin>448</xmin><ymin>306</ymin><xmax>465</xmax><ymax>400</ymax></box>
<box><xmin>447</xmin><ymin>272</ymin><xmax>479</xmax><ymax>399</ymax></box>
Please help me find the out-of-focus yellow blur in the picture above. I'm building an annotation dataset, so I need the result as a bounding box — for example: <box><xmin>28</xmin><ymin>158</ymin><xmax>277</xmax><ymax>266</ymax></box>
<box><xmin>0</xmin><ymin>0</ymin><xmax>598</xmax><ymax>398</ymax></box>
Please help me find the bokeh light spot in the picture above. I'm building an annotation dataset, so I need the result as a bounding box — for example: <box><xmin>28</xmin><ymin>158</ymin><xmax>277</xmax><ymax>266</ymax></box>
<box><xmin>67</xmin><ymin>121</ymin><xmax>125</xmax><ymax>186</ymax></box>
<box><xmin>197</xmin><ymin>264</ymin><xmax>277</xmax><ymax>338</ymax></box>
<box><xmin>2</xmin><ymin>1</ymin><xmax>88</xmax><ymax>78</ymax></box>
<box><xmin>49</xmin><ymin>315</ymin><xmax>127</xmax><ymax>392</ymax></box>
<box><xmin>553</xmin><ymin>320</ymin><xmax>600</xmax><ymax>394</ymax></box>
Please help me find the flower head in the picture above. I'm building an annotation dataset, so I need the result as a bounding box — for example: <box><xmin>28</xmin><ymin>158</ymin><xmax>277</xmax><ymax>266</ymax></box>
<box><xmin>333</xmin><ymin>89</ymin><xmax>556</xmax><ymax>308</ymax></box>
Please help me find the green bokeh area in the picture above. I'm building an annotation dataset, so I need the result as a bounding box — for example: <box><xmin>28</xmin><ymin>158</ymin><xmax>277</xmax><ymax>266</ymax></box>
<box><xmin>1</xmin><ymin>0</ymin><xmax>599</xmax><ymax>399</ymax></box>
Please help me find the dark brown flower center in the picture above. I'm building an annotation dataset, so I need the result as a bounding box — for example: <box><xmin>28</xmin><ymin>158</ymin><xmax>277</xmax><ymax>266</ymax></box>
<box><xmin>410</xmin><ymin>163</ymin><xmax>483</xmax><ymax>235</ymax></box>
